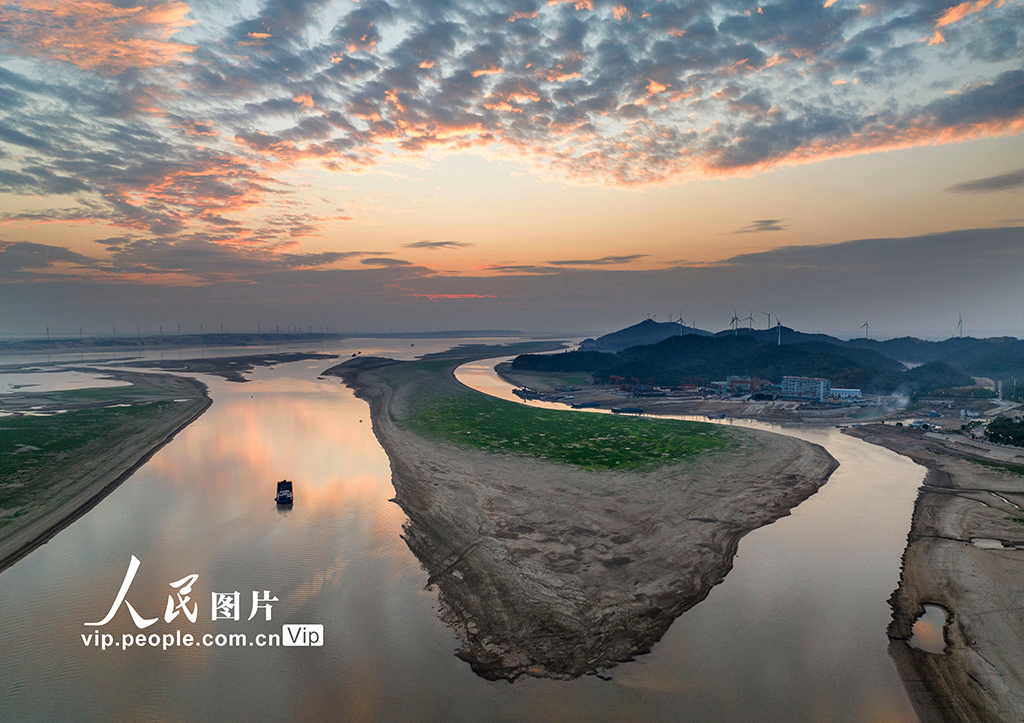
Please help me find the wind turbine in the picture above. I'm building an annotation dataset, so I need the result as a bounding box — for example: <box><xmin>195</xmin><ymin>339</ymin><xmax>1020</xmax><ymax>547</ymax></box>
<box><xmin>746</xmin><ymin>310</ymin><xmax>755</xmax><ymax>330</ymax></box>
<box><xmin>763</xmin><ymin>310</ymin><xmax>774</xmax><ymax>329</ymax></box>
<box><xmin>775</xmin><ymin>317</ymin><xmax>783</xmax><ymax>346</ymax></box>
<box><xmin>957</xmin><ymin>312</ymin><xmax>963</xmax><ymax>338</ymax></box>
<box><xmin>861</xmin><ymin>320</ymin><xmax>870</xmax><ymax>339</ymax></box>
<box><xmin>730</xmin><ymin>311</ymin><xmax>740</xmax><ymax>335</ymax></box>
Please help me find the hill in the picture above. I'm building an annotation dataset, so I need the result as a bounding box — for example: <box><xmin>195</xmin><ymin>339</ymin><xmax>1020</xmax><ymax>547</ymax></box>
<box><xmin>514</xmin><ymin>334</ymin><xmax>974</xmax><ymax>395</ymax></box>
<box><xmin>582</xmin><ymin>319</ymin><xmax>711</xmax><ymax>351</ymax></box>
<box><xmin>575</xmin><ymin>319</ymin><xmax>1024</xmax><ymax>394</ymax></box>
<box><xmin>846</xmin><ymin>336</ymin><xmax>1024</xmax><ymax>381</ymax></box>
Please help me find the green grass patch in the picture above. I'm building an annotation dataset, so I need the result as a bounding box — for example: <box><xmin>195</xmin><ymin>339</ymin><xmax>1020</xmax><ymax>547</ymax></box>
<box><xmin>404</xmin><ymin>391</ymin><xmax>729</xmax><ymax>470</ymax></box>
<box><xmin>971</xmin><ymin>457</ymin><xmax>1024</xmax><ymax>477</ymax></box>
<box><xmin>0</xmin><ymin>402</ymin><xmax>175</xmax><ymax>511</ymax></box>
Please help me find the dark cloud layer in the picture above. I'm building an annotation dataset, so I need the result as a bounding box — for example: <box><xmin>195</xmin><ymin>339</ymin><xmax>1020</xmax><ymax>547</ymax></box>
<box><xmin>947</xmin><ymin>167</ymin><xmax>1024</xmax><ymax>193</ymax></box>
<box><xmin>732</xmin><ymin>219</ymin><xmax>787</xmax><ymax>234</ymax></box>
<box><xmin>4</xmin><ymin>226</ymin><xmax>1022</xmax><ymax>337</ymax></box>
<box><xmin>547</xmin><ymin>254</ymin><xmax>649</xmax><ymax>266</ymax></box>
<box><xmin>404</xmin><ymin>240</ymin><xmax>472</xmax><ymax>249</ymax></box>
<box><xmin>360</xmin><ymin>256</ymin><xmax>414</xmax><ymax>266</ymax></box>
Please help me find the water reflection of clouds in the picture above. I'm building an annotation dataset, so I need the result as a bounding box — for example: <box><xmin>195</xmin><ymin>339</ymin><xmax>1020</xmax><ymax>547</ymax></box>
<box><xmin>909</xmin><ymin>606</ymin><xmax>948</xmax><ymax>655</ymax></box>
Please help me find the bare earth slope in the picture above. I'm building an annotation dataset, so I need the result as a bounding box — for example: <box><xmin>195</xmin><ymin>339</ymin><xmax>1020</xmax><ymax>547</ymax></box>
<box><xmin>846</xmin><ymin>424</ymin><xmax>1024</xmax><ymax>723</ymax></box>
<box><xmin>327</xmin><ymin>352</ymin><xmax>838</xmax><ymax>681</ymax></box>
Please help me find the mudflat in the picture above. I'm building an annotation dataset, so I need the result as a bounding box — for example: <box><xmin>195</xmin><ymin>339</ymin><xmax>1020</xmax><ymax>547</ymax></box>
<box><xmin>327</xmin><ymin>349</ymin><xmax>838</xmax><ymax>680</ymax></box>
<box><xmin>0</xmin><ymin>370</ymin><xmax>211</xmax><ymax>573</ymax></box>
<box><xmin>845</xmin><ymin>424</ymin><xmax>1024</xmax><ymax>723</ymax></box>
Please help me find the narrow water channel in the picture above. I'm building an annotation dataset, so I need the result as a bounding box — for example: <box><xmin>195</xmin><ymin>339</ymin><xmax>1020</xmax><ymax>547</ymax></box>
<box><xmin>0</xmin><ymin>348</ymin><xmax>926</xmax><ymax>722</ymax></box>
<box><xmin>456</xmin><ymin>357</ymin><xmax>928</xmax><ymax>722</ymax></box>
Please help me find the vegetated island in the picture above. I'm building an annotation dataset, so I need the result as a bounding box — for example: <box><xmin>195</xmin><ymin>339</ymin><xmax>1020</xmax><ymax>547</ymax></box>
<box><xmin>0</xmin><ymin>370</ymin><xmax>210</xmax><ymax>573</ymax></box>
<box><xmin>844</xmin><ymin>424</ymin><xmax>1024</xmax><ymax>723</ymax></box>
<box><xmin>324</xmin><ymin>343</ymin><xmax>838</xmax><ymax>681</ymax></box>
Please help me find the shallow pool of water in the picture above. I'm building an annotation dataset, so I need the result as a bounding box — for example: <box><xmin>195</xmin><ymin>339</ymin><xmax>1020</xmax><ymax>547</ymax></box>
<box><xmin>909</xmin><ymin>605</ymin><xmax>948</xmax><ymax>654</ymax></box>
<box><xmin>0</xmin><ymin>370</ymin><xmax>131</xmax><ymax>396</ymax></box>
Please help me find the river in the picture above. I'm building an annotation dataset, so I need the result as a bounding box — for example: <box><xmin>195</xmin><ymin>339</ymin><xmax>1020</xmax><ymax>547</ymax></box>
<box><xmin>0</xmin><ymin>344</ymin><xmax>926</xmax><ymax>722</ymax></box>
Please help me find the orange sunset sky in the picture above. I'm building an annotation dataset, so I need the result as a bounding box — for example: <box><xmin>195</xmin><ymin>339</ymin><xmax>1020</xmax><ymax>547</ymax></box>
<box><xmin>0</xmin><ymin>0</ymin><xmax>1022</xmax><ymax>337</ymax></box>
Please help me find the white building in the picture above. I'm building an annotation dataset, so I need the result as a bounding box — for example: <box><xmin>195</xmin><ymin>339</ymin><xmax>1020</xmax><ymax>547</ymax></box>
<box><xmin>830</xmin><ymin>388</ymin><xmax>862</xmax><ymax>399</ymax></box>
<box><xmin>781</xmin><ymin>376</ymin><xmax>832</xmax><ymax>401</ymax></box>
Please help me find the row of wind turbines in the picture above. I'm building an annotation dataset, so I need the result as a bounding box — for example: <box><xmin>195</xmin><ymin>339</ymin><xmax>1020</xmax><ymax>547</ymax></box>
<box><xmin>728</xmin><ymin>309</ymin><xmax>780</xmax><ymax>332</ymax></box>
<box><xmin>727</xmin><ymin>309</ymin><xmax>785</xmax><ymax>345</ymax></box>
<box><xmin>647</xmin><ymin>309</ymin><xmax>968</xmax><ymax>342</ymax></box>
<box><xmin>667</xmin><ymin>307</ymin><xmax>967</xmax><ymax>343</ymax></box>
<box><xmin>858</xmin><ymin>311</ymin><xmax>964</xmax><ymax>340</ymax></box>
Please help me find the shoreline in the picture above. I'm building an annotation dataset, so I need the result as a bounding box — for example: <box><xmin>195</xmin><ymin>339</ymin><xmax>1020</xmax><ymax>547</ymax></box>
<box><xmin>0</xmin><ymin>371</ymin><xmax>212</xmax><ymax>574</ymax></box>
<box><xmin>495</xmin><ymin>363</ymin><xmax>905</xmax><ymax>426</ymax></box>
<box><xmin>844</xmin><ymin>424</ymin><xmax>1024</xmax><ymax>723</ymax></box>
<box><xmin>493</xmin><ymin>360</ymin><xmax>1007</xmax><ymax>428</ymax></box>
<box><xmin>326</xmin><ymin>348</ymin><xmax>838</xmax><ymax>681</ymax></box>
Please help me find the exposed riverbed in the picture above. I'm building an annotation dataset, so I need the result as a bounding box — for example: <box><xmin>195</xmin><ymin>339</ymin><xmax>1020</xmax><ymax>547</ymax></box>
<box><xmin>0</xmin><ymin>345</ymin><xmax>927</xmax><ymax>722</ymax></box>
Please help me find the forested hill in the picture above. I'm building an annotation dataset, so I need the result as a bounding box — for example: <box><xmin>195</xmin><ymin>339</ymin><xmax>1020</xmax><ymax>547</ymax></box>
<box><xmin>577</xmin><ymin>320</ymin><xmax>1024</xmax><ymax>389</ymax></box>
<box><xmin>845</xmin><ymin>336</ymin><xmax>1024</xmax><ymax>380</ymax></box>
<box><xmin>514</xmin><ymin>334</ymin><xmax>974</xmax><ymax>395</ymax></box>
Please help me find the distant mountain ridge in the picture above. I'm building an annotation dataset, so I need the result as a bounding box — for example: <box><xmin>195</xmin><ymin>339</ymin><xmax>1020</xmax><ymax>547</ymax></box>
<box><xmin>530</xmin><ymin>319</ymin><xmax>1024</xmax><ymax>395</ymax></box>
<box><xmin>520</xmin><ymin>334</ymin><xmax>968</xmax><ymax>394</ymax></box>
<box><xmin>578</xmin><ymin>320</ymin><xmax>1024</xmax><ymax>386</ymax></box>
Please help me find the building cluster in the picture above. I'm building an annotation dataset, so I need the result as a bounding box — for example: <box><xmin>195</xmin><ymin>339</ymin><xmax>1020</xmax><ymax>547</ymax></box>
<box><xmin>621</xmin><ymin>375</ymin><xmax>863</xmax><ymax>403</ymax></box>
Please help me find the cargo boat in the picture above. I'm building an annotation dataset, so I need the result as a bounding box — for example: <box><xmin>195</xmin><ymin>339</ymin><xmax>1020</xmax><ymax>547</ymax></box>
<box><xmin>275</xmin><ymin>480</ymin><xmax>294</xmax><ymax>505</ymax></box>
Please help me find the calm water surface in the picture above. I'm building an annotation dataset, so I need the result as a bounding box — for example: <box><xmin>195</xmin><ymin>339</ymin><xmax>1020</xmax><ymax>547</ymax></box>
<box><xmin>0</xmin><ymin>346</ymin><xmax>925</xmax><ymax>722</ymax></box>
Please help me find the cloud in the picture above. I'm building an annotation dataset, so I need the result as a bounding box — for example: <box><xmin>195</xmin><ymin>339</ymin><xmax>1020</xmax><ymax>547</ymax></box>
<box><xmin>0</xmin><ymin>241</ymin><xmax>96</xmax><ymax>276</ymax></box>
<box><xmin>5</xmin><ymin>227</ymin><xmax>1023</xmax><ymax>337</ymax></box>
<box><xmin>360</xmin><ymin>257</ymin><xmax>415</xmax><ymax>266</ymax></box>
<box><xmin>547</xmin><ymin>254</ymin><xmax>649</xmax><ymax>266</ymax></box>
<box><xmin>404</xmin><ymin>240</ymin><xmax>473</xmax><ymax>249</ymax></box>
<box><xmin>0</xmin><ymin>0</ymin><xmax>195</xmax><ymax>74</ymax></box>
<box><xmin>0</xmin><ymin>0</ymin><xmax>1022</xmax><ymax>250</ymax></box>
<box><xmin>946</xmin><ymin>167</ymin><xmax>1024</xmax><ymax>193</ymax></box>
<box><xmin>732</xmin><ymin>219</ymin><xmax>788</xmax><ymax>234</ymax></box>
<box><xmin>485</xmin><ymin>264</ymin><xmax>561</xmax><ymax>274</ymax></box>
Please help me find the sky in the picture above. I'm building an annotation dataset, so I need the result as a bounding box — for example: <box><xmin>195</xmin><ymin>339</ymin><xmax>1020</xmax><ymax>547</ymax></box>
<box><xmin>0</xmin><ymin>0</ymin><xmax>1022</xmax><ymax>339</ymax></box>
